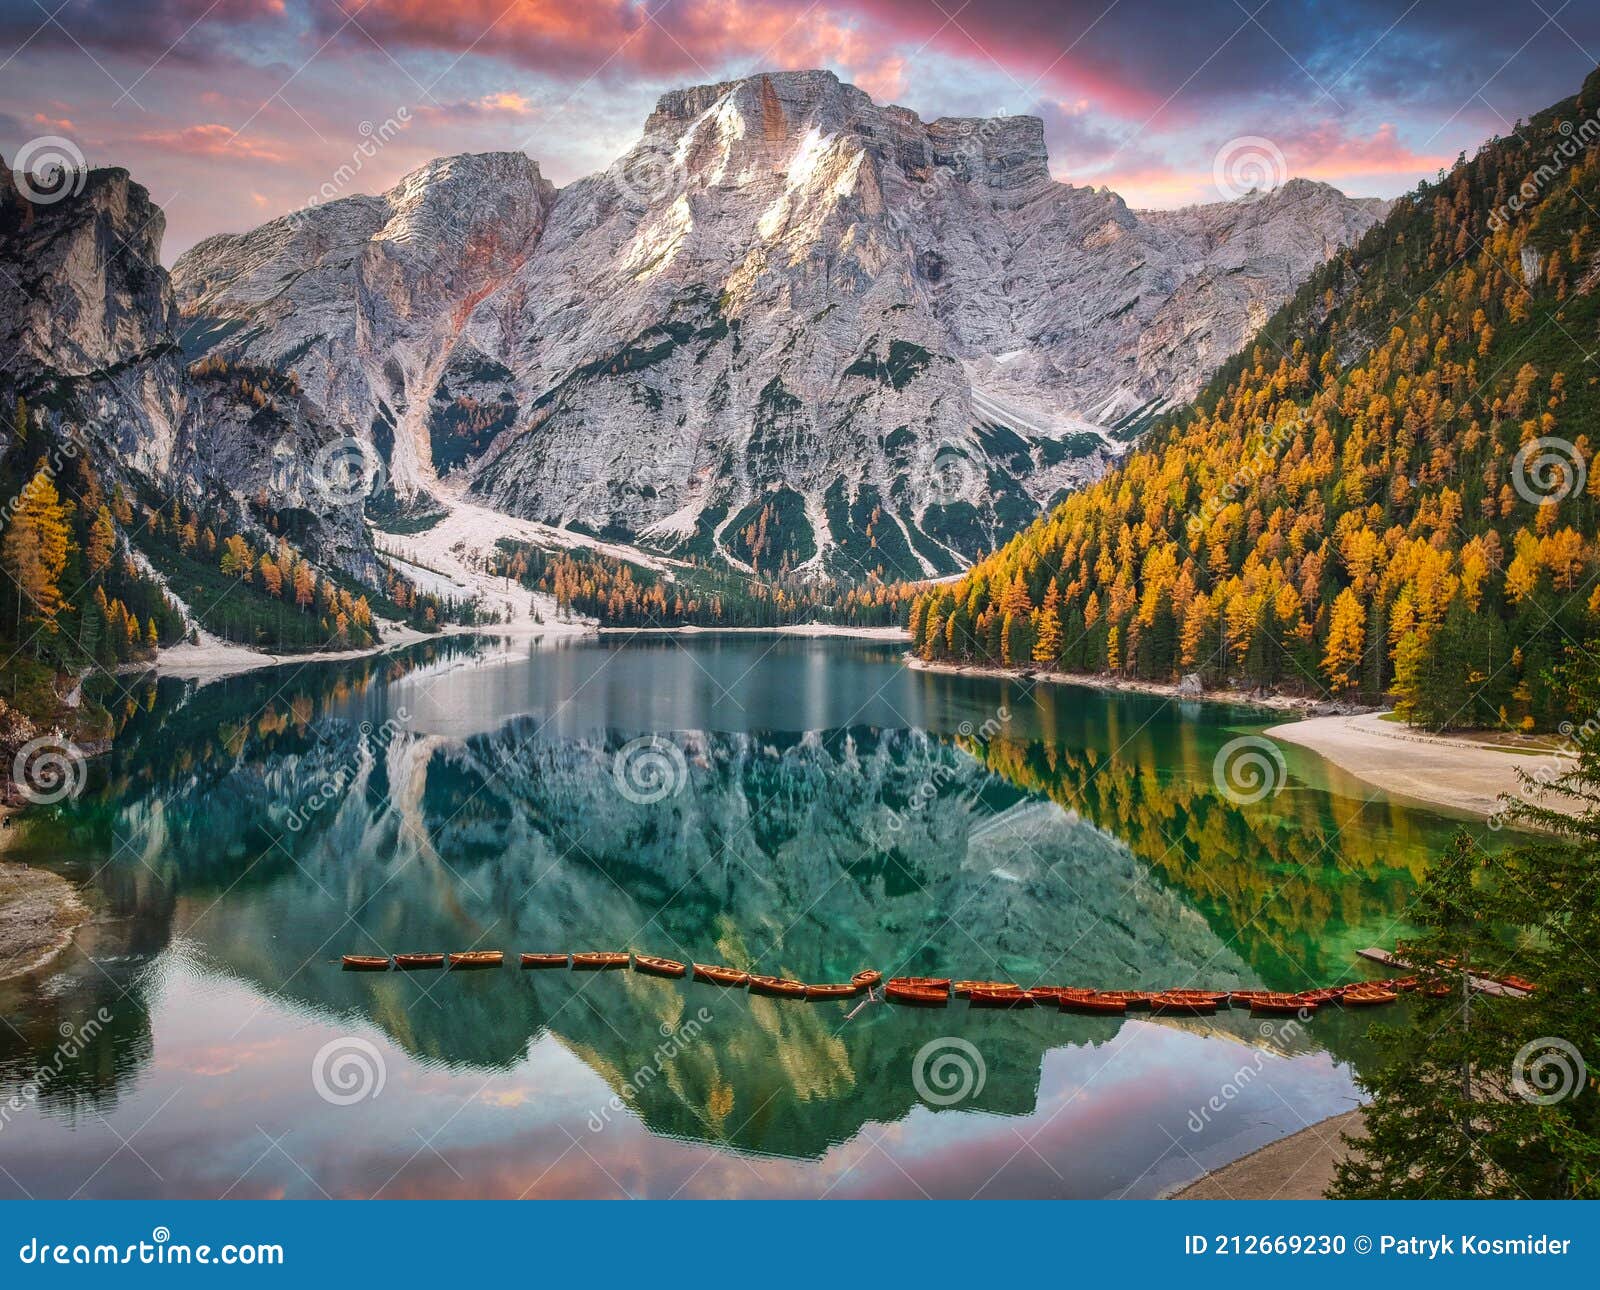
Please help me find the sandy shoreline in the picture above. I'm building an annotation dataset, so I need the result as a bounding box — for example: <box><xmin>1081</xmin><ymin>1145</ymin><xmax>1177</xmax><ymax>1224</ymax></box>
<box><xmin>1267</xmin><ymin>711</ymin><xmax>1577</xmax><ymax>823</ymax></box>
<box><xmin>153</xmin><ymin>618</ymin><xmax>593</xmax><ymax>680</ymax></box>
<box><xmin>1171</xmin><ymin>1109</ymin><xmax>1366</xmax><ymax>1199</ymax></box>
<box><xmin>0</xmin><ymin>817</ymin><xmax>89</xmax><ymax>981</ymax></box>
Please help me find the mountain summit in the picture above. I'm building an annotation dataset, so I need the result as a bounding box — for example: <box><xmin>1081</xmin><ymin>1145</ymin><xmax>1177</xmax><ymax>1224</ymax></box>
<box><xmin>173</xmin><ymin>69</ymin><xmax>1383</xmax><ymax>577</ymax></box>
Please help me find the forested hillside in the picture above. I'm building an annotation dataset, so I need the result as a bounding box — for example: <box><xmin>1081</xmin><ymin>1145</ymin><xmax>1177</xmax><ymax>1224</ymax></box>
<box><xmin>912</xmin><ymin>67</ymin><xmax>1600</xmax><ymax>731</ymax></box>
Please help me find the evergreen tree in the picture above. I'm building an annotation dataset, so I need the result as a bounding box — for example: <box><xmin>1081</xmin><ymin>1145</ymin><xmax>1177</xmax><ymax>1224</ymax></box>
<box><xmin>1334</xmin><ymin>641</ymin><xmax>1600</xmax><ymax>1197</ymax></box>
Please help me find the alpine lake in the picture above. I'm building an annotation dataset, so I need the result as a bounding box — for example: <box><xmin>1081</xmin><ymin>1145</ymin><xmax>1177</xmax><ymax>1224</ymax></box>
<box><xmin>0</xmin><ymin>634</ymin><xmax>1497</xmax><ymax>1198</ymax></box>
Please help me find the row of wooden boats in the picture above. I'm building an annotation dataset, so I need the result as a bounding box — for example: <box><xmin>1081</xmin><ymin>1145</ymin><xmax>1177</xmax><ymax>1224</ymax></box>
<box><xmin>878</xmin><ymin>978</ymin><xmax>1421</xmax><ymax>1016</ymax></box>
<box><xmin>340</xmin><ymin>950</ymin><xmax>885</xmax><ymax>999</ymax></box>
<box><xmin>338</xmin><ymin>953</ymin><xmax>1515</xmax><ymax>1017</ymax></box>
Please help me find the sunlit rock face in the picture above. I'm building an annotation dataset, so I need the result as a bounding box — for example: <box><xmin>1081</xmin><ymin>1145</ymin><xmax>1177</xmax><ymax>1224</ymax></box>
<box><xmin>173</xmin><ymin>70</ymin><xmax>1385</xmax><ymax>573</ymax></box>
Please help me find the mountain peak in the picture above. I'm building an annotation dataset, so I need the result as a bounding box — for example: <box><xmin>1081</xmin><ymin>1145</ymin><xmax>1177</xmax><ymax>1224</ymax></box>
<box><xmin>635</xmin><ymin>67</ymin><xmax>1050</xmax><ymax>195</ymax></box>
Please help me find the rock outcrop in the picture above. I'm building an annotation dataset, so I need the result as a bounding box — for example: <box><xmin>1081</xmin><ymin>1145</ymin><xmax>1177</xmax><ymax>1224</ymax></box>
<box><xmin>0</xmin><ymin>158</ymin><xmax>376</xmax><ymax>579</ymax></box>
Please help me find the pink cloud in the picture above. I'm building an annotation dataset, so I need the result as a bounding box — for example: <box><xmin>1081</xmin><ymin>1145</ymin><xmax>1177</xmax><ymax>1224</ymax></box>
<box><xmin>134</xmin><ymin>123</ymin><xmax>293</xmax><ymax>164</ymax></box>
<box><xmin>1284</xmin><ymin>121</ymin><xmax>1449</xmax><ymax>180</ymax></box>
<box><xmin>327</xmin><ymin>0</ymin><xmax>1156</xmax><ymax>117</ymax></box>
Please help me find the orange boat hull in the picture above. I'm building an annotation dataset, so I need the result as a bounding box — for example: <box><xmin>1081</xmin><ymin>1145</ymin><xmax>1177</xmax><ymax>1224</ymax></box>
<box><xmin>1059</xmin><ymin>993</ymin><xmax>1125</xmax><ymax>1015</ymax></box>
<box><xmin>749</xmin><ymin>975</ymin><xmax>808</xmax><ymax>999</ymax></box>
<box><xmin>342</xmin><ymin>955</ymin><xmax>389</xmax><ymax>972</ymax></box>
<box><xmin>1249</xmin><ymin>995</ymin><xmax>1318</xmax><ymax>1016</ymax></box>
<box><xmin>887</xmin><ymin>976</ymin><xmax>950</xmax><ymax>993</ymax></box>
<box><xmin>954</xmin><ymin>980</ymin><xmax>1021</xmax><ymax>998</ymax></box>
<box><xmin>633</xmin><ymin>955</ymin><xmax>687</xmax><ymax>978</ymax></box>
<box><xmin>1151</xmin><ymin>994</ymin><xmax>1216</xmax><ymax>1015</ymax></box>
<box><xmin>968</xmin><ymin>988</ymin><xmax>1033</xmax><ymax>1008</ymax></box>
<box><xmin>885</xmin><ymin>983</ymin><xmax>949</xmax><ymax>1007</ymax></box>
<box><xmin>448</xmin><ymin>951</ymin><xmax>504</xmax><ymax>969</ymax></box>
<box><xmin>693</xmin><ymin>963</ymin><xmax>749</xmax><ymax>987</ymax></box>
<box><xmin>520</xmin><ymin>953</ymin><xmax>568</xmax><ymax>969</ymax></box>
<box><xmin>572</xmin><ymin>953</ymin><xmax>628</xmax><ymax>970</ymax></box>
<box><xmin>393</xmin><ymin>953</ymin><xmax>443</xmax><ymax>970</ymax></box>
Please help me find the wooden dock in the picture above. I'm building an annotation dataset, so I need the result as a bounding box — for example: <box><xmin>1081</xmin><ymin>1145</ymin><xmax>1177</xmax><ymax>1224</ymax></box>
<box><xmin>1358</xmin><ymin>947</ymin><xmax>1531</xmax><ymax>998</ymax></box>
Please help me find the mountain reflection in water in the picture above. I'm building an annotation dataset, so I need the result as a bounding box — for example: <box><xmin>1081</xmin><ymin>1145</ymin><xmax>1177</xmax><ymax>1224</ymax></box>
<box><xmin>0</xmin><ymin>635</ymin><xmax>1490</xmax><ymax>1196</ymax></box>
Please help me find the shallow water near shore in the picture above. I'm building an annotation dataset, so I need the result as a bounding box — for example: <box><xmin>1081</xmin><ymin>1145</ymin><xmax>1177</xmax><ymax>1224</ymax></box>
<box><xmin>0</xmin><ymin>634</ymin><xmax>1497</xmax><ymax>1197</ymax></box>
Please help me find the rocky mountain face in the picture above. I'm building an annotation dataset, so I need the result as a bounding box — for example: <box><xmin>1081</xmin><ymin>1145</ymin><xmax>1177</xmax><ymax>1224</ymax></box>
<box><xmin>173</xmin><ymin>70</ymin><xmax>1385</xmax><ymax>577</ymax></box>
<box><xmin>0</xmin><ymin>160</ymin><xmax>375</xmax><ymax>579</ymax></box>
<box><xmin>0</xmin><ymin>163</ymin><xmax>190</xmax><ymax>479</ymax></box>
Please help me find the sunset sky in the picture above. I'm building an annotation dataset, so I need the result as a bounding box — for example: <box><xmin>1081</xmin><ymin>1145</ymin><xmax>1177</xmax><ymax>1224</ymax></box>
<box><xmin>2</xmin><ymin>0</ymin><xmax>1597</xmax><ymax>259</ymax></box>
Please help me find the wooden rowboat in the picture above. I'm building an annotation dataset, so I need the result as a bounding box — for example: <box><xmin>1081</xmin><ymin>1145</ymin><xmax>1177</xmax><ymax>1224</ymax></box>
<box><xmin>1500</xmin><ymin>974</ymin><xmax>1537</xmax><ymax>993</ymax></box>
<box><xmin>968</xmin><ymin>987</ymin><xmax>1033</xmax><ymax>1008</ymax></box>
<box><xmin>1164</xmin><ymin>992</ymin><xmax>1222</xmax><ymax>1011</ymax></box>
<box><xmin>520</xmin><ymin>952</ymin><xmax>568</xmax><ymax>969</ymax></box>
<box><xmin>954</xmin><ymin>980</ymin><xmax>1022</xmax><ymax>998</ymax></box>
<box><xmin>1058</xmin><ymin>992</ymin><xmax>1126</xmax><ymax>1015</ymax></box>
<box><xmin>693</xmin><ymin>963</ymin><xmax>749</xmax><ymax>987</ymax></box>
<box><xmin>887</xmin><ymin>976</ymin><xmax>951</xmax><ymax>993</ymax></box>
<box><xmin>1027</xmin><ymin>987</ymin><xmax>1072</xmax><ymax>1005</ymax></box>
<box><xmin>1340</xmin><ymin>987</ymin><xmax>1398</xmax><ymax>1007</ymax></box>
<box><xmin>633</xmin><ymin>954</ymin><xmax>687</xmax><ymax>979</ymax></box>
<box><xmin>1100</xmin><ymin>990</ymin><xmax>1154</xmax><ymax>1010</ymax></box>
<box><xmin>748</xmin><ymin>974</ymin><xmax>808</xmax><ymax>999</ymax></box>
<box><xmin>885</xmin><ymin>982</ymin><xmax>949</xmax><ymax>1007</ymax></box>
<box><xmin>1150</xmin><ymin>993</ymin><xmax>1217</xmax><ymax>1015</ymax></box>
<box><xmin>851</xmin><ymin>969</ymin><xmax>883</xmax><ymax>990</ymax></box>
<box><xmin>1248</xmin><ymin>993</ymin><xmax>1319</xmax><ymax>1016</ymax></box>
<box><xmin>393</xmin><ymin>953</ymin><xmax>444</xmax><ymax>970</ymax></box>
<box><xmin>572</xmin><ymin>952</ymin><xmax>628</xmax><ymax>970</ymax></box>
<box><xmin>804</xmin><ymin>982</ymin><xmax>859</xmax><ymax>1000</ymax></box>
<box><xmin>447</xmin><ymin>950</ymin><xmax>504</xmax><ymax>969</ymax></box>
<box><xmin>342</xmin><ymin>954</ymin><xmax>389</xmax><ymax>971</ymax></box>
